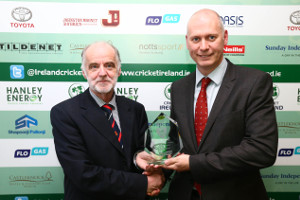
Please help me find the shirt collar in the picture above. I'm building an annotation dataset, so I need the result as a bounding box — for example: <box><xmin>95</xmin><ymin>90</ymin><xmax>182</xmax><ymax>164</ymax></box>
<box><xmin>89</xmin><ymin>89</ymin><xmax>117</xmax><ymax>109</ymax></box>
<box><xmin>195</xmin><ymin>58</ymin><xmax>228</xmax><ymax>88</ymax></box>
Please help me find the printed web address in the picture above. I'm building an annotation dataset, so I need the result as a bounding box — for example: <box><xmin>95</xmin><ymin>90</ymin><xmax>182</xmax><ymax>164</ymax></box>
<box><xmin>121</xmin><ymin>70</ymin><xmax>190</xmax><ymax>77</ymax></box>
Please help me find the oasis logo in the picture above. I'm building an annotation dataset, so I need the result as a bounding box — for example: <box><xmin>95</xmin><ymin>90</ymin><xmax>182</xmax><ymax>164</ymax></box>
<box><xmin>220</xmin><ymin>15</ymin><xmax>244</xmax><ymax>27</ymax></box>
<box><xmin>11</xmin><ymin>7</ymin><xmax>34</xmax><ymax>28</ymax></box>
<box><xmin>15</xmin><ymin>115</ymin><xmax>37</xmax><ymax>129</ymax></box>
<box><xmin>146</xmin><ymin>14</ymin><xmax>180</xmax><ymax>25</ymax></box>
<box><xmin>14</xmin><ymin>147</ymin><xmax>49</xmax><ymax>158</ymax></box>
<box><xmin>278</xmin><ymin>147</ymin><xmax>300</xmax><ymax>156</ymax></box>
<box><xmin>102</xmin><ymin>10</ymin><xmax>119</xmax><ymax>26</ymax></box>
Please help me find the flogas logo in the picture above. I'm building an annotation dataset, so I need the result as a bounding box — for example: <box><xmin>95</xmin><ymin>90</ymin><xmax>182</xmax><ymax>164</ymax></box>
<box><xmin>14</xmin><ymin>147</ymin><xmax>49</xmax><ymax>158</ymax></box>
<box><xmin>146</xmin><ymin>14</ymin><xmax>180</xmax><ymax>25</ymax></box>
<box><xmin>278</xmin><ymin>147</ymin><xmax>300</xmax><ymax>156</ymax></box>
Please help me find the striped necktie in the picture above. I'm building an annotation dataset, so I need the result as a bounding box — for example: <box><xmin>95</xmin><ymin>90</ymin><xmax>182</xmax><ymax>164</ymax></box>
<box><xmin>102</xmin><ymin>104</ymin><xmax>123</xmax><ymax>148</ymax></box>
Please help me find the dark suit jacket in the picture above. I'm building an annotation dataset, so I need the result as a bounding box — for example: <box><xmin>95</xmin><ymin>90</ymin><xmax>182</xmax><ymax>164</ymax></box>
<box><xmin>50</xmin><ymin>89</ymin><xmax>149</xmax><ymax>200</ymax></box>
<box><xmin>168</xmin><ymin>59</ymin><xmax>278</xmax><ymax>200</ymax></box>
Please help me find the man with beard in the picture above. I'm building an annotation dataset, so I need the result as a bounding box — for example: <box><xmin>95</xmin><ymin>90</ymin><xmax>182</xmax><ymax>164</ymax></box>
<box><xmin>50</xmin><ymin>41</ymin><xmax>164</xmax><ymax>200</ymax></box>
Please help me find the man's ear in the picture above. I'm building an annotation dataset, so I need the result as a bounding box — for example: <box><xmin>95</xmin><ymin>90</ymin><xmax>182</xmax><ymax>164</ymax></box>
<box><xmin>117</xmin><ymin>66</ymin><xmax>121</xmax><ymax>77</ymax></box>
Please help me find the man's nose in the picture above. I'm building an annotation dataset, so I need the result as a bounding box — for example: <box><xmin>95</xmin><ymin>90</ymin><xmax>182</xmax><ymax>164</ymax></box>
<box><xmin>199</xmin><ymin>40</ymin><xmax>209</xmax><ymax>51</ymax></box>
<box><xmin>98</xmin><ymin>65</ymin><xmax>107</xmax><ymax>76</ymax></box>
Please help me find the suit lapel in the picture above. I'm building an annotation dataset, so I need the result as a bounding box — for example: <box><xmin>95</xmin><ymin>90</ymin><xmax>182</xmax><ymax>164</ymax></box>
<box><xmin>181</xmin><ymin>72</ymin><xmax>199</xmax><ymax>152</ymax></box>
<box><xmin>79</xmin><ymin>90</ymin><xmax>124</xmax><ymax>155</ymax></box>
<box><xmin>116</xmin><ymin>96</ymin><xmax>132</xmax><ymax>158</ymax></box>
<box><xmin>198</xmin><ymin>61</ymin><xmax>236</xmax><ymax>151</ymax></box>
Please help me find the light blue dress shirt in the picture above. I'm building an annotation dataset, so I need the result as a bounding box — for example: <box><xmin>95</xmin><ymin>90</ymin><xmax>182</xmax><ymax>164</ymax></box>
<box><xmin>194</xmin><ymin>58</ymin><xmax>228</xmax><ymax>119</ymax></box>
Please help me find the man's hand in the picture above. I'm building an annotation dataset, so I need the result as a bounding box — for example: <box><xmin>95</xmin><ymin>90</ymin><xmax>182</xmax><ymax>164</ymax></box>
<box><xmin>163</xmin><ymin>154</ymin><xmax>190</xmax><ymax>172</ymax></box>
<box><xmin>135</xmin><ymin>151</ymin><xmax>154</xmax><ymax>170</ymax></box>
<box><xmin>146</xmin><ymin>168</ymin><xmax>165</xmax><ymax>196</ymax></box>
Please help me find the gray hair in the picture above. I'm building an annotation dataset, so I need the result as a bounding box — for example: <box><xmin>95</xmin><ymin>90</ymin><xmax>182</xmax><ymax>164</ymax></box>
<box><xmin>80</xmin><ymin>41</ymin><xmax>121</xmax><ymax>73</ymax></box>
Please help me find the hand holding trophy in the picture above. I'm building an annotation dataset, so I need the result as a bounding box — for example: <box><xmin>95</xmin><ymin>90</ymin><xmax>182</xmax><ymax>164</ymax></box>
<box><xmin>144</xmin><ymin>112</ymin><xmax>183</xmax><ymax>165</ymax></box>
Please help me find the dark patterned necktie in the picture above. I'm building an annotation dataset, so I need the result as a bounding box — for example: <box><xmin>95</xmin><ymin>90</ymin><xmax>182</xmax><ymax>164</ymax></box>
<box><xmin>102</xmin><ymin>104</ymin><xmax>123</xmax><ymax>148</ymax></box>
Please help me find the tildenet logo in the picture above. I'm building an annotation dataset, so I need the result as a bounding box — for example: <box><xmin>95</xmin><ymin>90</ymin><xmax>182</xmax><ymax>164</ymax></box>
<box><xmin>10</xmin><ymin>65</ymin><xmax>24</xmax><ymax>79</ymax></box>
<box><xmin>14</xmin><ymin>147</ymin><xmax>49</xmax><ymax>158</ymax></box>
<box><xmin>146</xmin><ymin>14</ymin><xmax>180</xmax><ymax>25</ymax></box>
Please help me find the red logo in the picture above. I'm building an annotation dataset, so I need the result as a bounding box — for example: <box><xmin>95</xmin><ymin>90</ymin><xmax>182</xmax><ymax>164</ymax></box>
<box><xmin>102</xmin><ymin>10</ymin><xmax>120</xmax><ymax>26</ymax></box>
<box><xmin>223</xmin><ymin>45</ymin><xmax>245</xmax><ymax>54</ymax></box>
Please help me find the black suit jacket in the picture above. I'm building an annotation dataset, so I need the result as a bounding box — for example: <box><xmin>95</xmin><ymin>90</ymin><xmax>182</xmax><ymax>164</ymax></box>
<box><xmin>50</xmin><ymin>89</ymin><xmax>149</xmax><ymax>200</ymax></box>
<box><xmin>168</xmin><ymin>59</ymin><xmax>278</xmax><ymax>200</ymax></box>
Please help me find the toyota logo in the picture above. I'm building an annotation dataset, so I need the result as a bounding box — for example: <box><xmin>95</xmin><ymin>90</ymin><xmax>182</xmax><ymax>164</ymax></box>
<box><xmin>11</xmin><ymin>7</ymin><xmax>32</xmax><ymax>22</ymax></box>
<box><xmin>290</xmin><ymin>10</ymin><xmax>300</xmax><ymax>25</ymax></box>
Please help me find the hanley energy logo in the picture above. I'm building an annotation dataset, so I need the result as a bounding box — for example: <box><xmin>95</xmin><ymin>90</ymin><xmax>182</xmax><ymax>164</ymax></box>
<box><xmin>116</xmin><ymin>87</ymin><xmax>139</xmax><ymax>101</ymax></box>
<box><xmin>6</xmin><ymin>86</ymin><xmax>43</xmax><ymax>104</ymax></box>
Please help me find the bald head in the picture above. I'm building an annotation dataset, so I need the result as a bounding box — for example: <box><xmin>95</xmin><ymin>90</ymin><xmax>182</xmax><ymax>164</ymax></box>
<box><xmin>185</xmin><ymin>8</ymin><xmax>228</xmax><ymax>75</ymax></box>
<box><xmin>187</xmin><ymin>9</ymin><xmax>224</xmax><ymax>36</ymax></box>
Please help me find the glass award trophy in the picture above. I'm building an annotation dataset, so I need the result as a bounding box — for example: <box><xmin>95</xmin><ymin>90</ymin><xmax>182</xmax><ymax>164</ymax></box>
<box><xmin>144</xmin><ymin>113</ymin><xmax>183</xmax><ymax>165</ymax></box>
